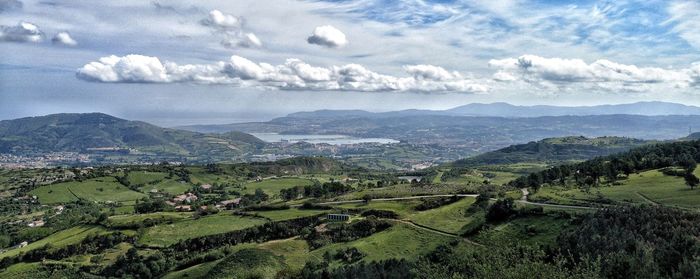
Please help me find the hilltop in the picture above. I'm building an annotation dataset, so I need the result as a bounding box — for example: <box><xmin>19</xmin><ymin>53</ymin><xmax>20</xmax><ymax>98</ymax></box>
<box><xmin>453</xmin><ymin>136</ymin><xmax>652</xmax><ymax>167</ymax></box>
<box><xmin>0</xmin><ymin>113</ymin><xmax>264</xmax><ymax>161</ymax></box>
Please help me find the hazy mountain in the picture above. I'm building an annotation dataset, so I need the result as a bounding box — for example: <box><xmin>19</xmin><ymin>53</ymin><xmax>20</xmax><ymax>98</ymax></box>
<box><xmin>178</xmin><ymin>101</ymin><xmax>700</xmax><ymax>134</ymax></box>
<box><xmin>445</xmin><ymin>101</ymin><xmax>700</xmax><ymax>117</ymax></box>
<box><xmin>0</xmin><ymin>113</ymin><xmax>264</xmax><ymax>157</ymax></box>
<box><xmin>452</xmin><ymin>136</ymin><xmax>653</xmax><ymax>167</ymax></box>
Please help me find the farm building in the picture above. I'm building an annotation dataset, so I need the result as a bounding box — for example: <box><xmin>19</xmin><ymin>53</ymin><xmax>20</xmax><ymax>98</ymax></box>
<box><xmin>327</xmin><ymin>213</ymin><xmax>351</xmax><ymax>221</ymax></box>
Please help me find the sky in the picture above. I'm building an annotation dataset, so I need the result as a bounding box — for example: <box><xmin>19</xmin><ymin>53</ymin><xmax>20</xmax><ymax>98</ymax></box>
<box><xmin>1</xmin><ymin>0</ymin><xmax>700</xmax><ymax>126</ymax></box>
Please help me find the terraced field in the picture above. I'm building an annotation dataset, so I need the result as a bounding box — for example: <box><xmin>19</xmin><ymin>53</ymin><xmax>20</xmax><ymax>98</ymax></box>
<box><xmin>30</xmin><ymin>177</ymin><xmax>146</xmax><ymax>205</ymax></box>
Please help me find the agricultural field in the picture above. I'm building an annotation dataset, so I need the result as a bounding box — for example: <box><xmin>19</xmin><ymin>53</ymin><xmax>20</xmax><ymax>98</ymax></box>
<box><xmin>30</xmin><ymin>177</ymin><xmax>146</xmax><ymax>205</ymax></box>
<box><xmin>0</xmin><ymin>226</ymin><xmax>110</xmax><ymax>259</ymax></box>
<box><xmin>138</xmin><ymin>214</ymin><xmax>267</xmax><ymax>247</ymax></box>
<box><xmin>242</xmin><ymin>177</ymin><xmax>314</xmax><ymax>195</ymax></box>
<box><xmin>3</xmin><ymin>139</ymin><xmax>700</xmax><ymax>278</ymax></box>
<box><xmin>530</xmin><ymin>168</ymin><xmax>700</xmax><ymax>209</ymax></box>
<box><xmin>311</xmin><ymin>223</ymin><xmax>457</xmax><ymax>266</ymax></box>
<box><xmin>409</xmin><ymin>197</ymin><xmax>477</xmax><ymax>234</ymax></box>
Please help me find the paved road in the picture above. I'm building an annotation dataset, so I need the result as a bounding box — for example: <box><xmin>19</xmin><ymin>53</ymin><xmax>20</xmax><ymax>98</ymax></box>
<box><xmin>316</xmin><ymin>194</ymin><xmax>479</xmax><ymax>205</ymax></box>
<box><xmin>316</xmin><ymin>191</ymin><xmax>597</xmax><ymax>210</ymax></box>
<box><xmin>517</xmin><ymin>187</ymin><xmax>597</xmax><ymax>210</ymax></box>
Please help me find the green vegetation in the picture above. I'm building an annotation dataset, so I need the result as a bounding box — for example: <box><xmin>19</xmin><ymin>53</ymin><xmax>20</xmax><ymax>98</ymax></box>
<box><xmin>30</xmin><ymin>177</ymin><xmax>146</xmax><ymax>205</ymax></box>
<box><xmin>410</xmin><ymin>197</ymin><xmax>476</xmax><ymax>234</ymax></box>
<box><xmin>138</xmin><ymin>214</ymin><xmax>266</xmax><ymax>247</ymax></box>
<box><xmin>244</xmin><ymin>177</ymin><xmax>314</xmax><ymax>195</ymax></box>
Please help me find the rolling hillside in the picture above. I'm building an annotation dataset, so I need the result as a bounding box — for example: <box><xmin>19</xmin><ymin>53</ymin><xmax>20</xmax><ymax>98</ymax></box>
<box><xmin>453</xmin><ymin>136</ymin><xmax>652</xmax><ymax>166</ymax></box>
<box><xmin>0</xmin><ymin>113</ymin><xmax>265</xmax><ymax>159</ymax></box>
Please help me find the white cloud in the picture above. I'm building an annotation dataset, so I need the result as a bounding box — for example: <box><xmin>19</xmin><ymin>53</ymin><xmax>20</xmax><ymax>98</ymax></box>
<box><xmin>201</xmin><ymin>9</ymin><xmax>262</xmax><ymax>49</ymax></box>
<box><xmin>489</xmin><ymin>55</ymin><xmax>698</xmax><ymax>91</ymax></box>
<box><xmin>201</xmin><ymin>9</ymin><xmax>241</xmax><ymax>29</ymax></box>
<box><xmin>0</xmin><ymin>21</ymin><xmax>42</xmax><ymax>43</ymax></box>
<box><xmin>667</xmin><ymin>1</ymin><xmax>700</xmax><ymax>49</ymax></box>
<box><xmin>51</xmin><ymin>31</ymin><xmax>77</xmax><ymax>46</ymax></box>
<box><xmin>307</xmin><ymin>25</ymin><xmax>347</xmax><ymax>48</ymax></box>
<box><xmin>76</xmin><ymin>54</ymin><xmax>488</xmax><ymax>93</ymax></box>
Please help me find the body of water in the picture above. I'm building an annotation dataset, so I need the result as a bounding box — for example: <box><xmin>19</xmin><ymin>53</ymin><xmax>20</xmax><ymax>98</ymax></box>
<box><xmin>250</xmin><ymin>133</ymin><xmax>399</xmax><ymax>145</ymax></box>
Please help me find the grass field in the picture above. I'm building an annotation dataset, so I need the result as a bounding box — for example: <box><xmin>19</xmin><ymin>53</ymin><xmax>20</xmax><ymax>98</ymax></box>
<box><xmin>250</xmin><ymin>208</ymin><xmax>328</xmax><ymax>221</ymax></box>
<box><xmin>530</xmin><ymin>168</ymin><xmax>700</xmax><ymax>209</ymax></box>
<box><xmin>243</xmin><ymin>177</ymin><xmax>314</xmax><ymax>196</ymax></box>
<box><xmin>162</xmin><ymin>260</ymin><xmax>222</xmax><ymax>279</ymax></box>
<box><xmin>137</xmin><ymin>179</ymin><xmax>192</xmax><ymax>195</ymax></box>
<box><xmin>474</xmin><ymin>215</ymin><xmax>574</xmax><ymax>247</ymax></box>
<box><xmin>0</xmin><ymin>226</ymin><xmax>110</xmax><ymax>259</ymax></box>
<box><xmin>311</xmin><ymin>223</ymin><xmax>455</xmax><ymax>266</ymax></box>
<box><xmin>30</xmin><ymin>177</ymin><xmax>146</xmax><ymax>205</ymax></box>
<box><xmin>128</xmin><ymin>171</ymin><xmax>168</xmax><ymax>185</ymax></box>
<box><xmin>138</xmin><ymin>214</ymin><xmax>267</xmax><ymax>247</ymax></box>
<box><xmin>107</xmin><ymin>212</ymin><xmax>193</xmax><ymax>227</ymax></box>
<box><xmin>409</xmin><ymin>197</ymin><xmax>477</xmax><ymax>234</ymax></box>
<box><xmin>335</xmin><ymin>200</ymin><xmax>421</xmax><ymax>218</ymax></box>
<box><xmin>258</xmin><ymin>238</ymin><xmax>310</xmax><ymax>271</ymax></box>
<box><xmin>0</xmin><ymin>262</ymin><xmax>46</xmax><ymax>279</ymax></box>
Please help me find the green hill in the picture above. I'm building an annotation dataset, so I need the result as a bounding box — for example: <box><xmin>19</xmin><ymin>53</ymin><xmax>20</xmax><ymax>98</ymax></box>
<box><xmin>454</xmin><ymin>136</ymin><xmax>651</xmax><ymax>167</ymax></box>
<box><xmin>0</xmin><ymin>113</ymin><xmax>265</xmax><ymax>160</ymax></box>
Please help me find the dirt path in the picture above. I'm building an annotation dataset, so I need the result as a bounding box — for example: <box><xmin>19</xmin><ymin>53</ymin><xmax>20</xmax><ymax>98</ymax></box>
<box><xmin>517</xmin><ymin>188</ymin><xmax>597</xmax><ymax>210</ymax></box>
<box><xmin>636</xmin><ymin>192</ymin><xmax>659</xmax><ymax>205</ymax></box>
<box><xmin>387</xmin><ymin>219</ymin><xmax>484</xmax><ymax>247</ymax></box>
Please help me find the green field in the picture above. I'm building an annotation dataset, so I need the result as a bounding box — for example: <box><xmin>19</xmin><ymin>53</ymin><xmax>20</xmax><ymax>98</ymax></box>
<box><xmin>311</xmin><ymin>223</ymin><xmax>456</xmax><ymax>266</ymax></box>
<box><xmin>138</xmin><ymin>214</ymin><xmax>267</xmax><ymax>247</ymax></box>
<box><xmin>107</xmin><ymin>212</ymin><xmax>193</xmax><ymax>227</ymax></box>
<box><xmin>258</xmin><ymin>238</ymin><xmax>310</xmax><ymax>271</ymax></box>
<box><xmin>128</xmin><ymin>171</ymin><xmax>169</xmax><ymax>185</ymax></box>
<box><xmin>531</xmin><ymin>168</ymin><xmax>700</xmax><ymax>209</ymax></box>
<box><xmin>137</xmin><ymin>179</ymin><xmax>192</xmax><ymax>195</ymax></box>
<box><xmin>162</xmin><ymin>260</ymin><xmax>222</xmax><ymax>279</ymax></box>
<box><xmin>30</xmin><ymin>177</ymin><xmax>146</xmax><ymax>205</ymax></box>
<box><xmin>474</xmin><ymin>215</ymin><xmax>574</xmax><ymax>247</ymax></box>
<box><xmin>335</xmin><ymin>200</ymin><xmax>421</xmax><ymax>218</ymax></box>
<box><xmin>0</xmin><ymin>226</ymin><xmax>110</xmax><ymax>259</ymax></box>
<box><xmin>250</xmin><ymin>208</ymin><xmax>328</xmax><ymax>221</ymax></box>
<box><xmin>409</xmin><ymin>197</ymin><xmax>477</xmax><ymax>234</ymax></box>
<box><xmin>243</xmin><ymin>177</ymin><xmax>314</xmax><ymax>195</ymax></box>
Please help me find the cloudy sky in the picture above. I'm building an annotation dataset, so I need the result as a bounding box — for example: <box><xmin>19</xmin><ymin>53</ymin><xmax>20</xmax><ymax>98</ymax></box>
<box><xmin>1</xmin><ymin>0</ymin><xmax>700</xmax><ymax>126</ymax></box>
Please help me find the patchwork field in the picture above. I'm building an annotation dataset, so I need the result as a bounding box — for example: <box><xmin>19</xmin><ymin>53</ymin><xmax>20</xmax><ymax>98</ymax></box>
<box><xmin>138</xmin><ymin>214</ymin><xmax>267</xmax><ymax>247</ymax></box>
<box><xmin>30</xmin><ymin>177</ymin><xmax>146</xmax><ymax>205</ymax></box>
<box><xmin>0</xmin><ymin>226</ymin><xmax>110</xmax><ymax>259</ymax></box>
<box><xmin>311</xmin><ymin>223</ymin><xmax>456</xmax><ymax>266</ymax></box>
<box><xmin>410</xmin><ymin>197</ymin><xmax>477</xmax><ymax>234</ymax></box>
<box><xmin>243</xmin><ymin>177</ymin><xmax>315</xmax><ymax>195</ymax></box>
<box><xmin>530</xmin><ymin>168</ymin><xmax>700</xmax><ymax>209</ymax></box>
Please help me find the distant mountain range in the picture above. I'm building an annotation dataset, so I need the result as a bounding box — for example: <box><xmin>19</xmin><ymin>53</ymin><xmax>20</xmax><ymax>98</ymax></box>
<box><xmin>284</xmin><ymin>101</ymin><xmax>700</xmax><ymax>119</ymax></box>
<box><xmin>178</xmin><ymin>101</ymin><xmax>700</xmax><ymax>134</ymax></box>
<box><xmin>0</xmin><ymin>113</ymin><xmax>264</xmax><ymax>160</ymax></box>
<box><xmin>453</xmin><ymin>136</ymin><xmax>654</xmax><ymax>167</ymax></box>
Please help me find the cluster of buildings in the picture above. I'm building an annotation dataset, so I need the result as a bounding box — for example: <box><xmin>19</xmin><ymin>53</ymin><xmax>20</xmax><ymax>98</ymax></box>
<box><xmin>0</xmin><ymin>152</ymin><xmax>90</xmax><ymax>169</ymax></box>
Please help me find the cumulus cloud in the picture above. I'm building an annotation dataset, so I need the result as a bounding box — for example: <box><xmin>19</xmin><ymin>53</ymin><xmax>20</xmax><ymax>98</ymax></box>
<box><xmin>222</xmin><ymin>32</ymin><xmax>261</xmax><ymax>48</ymax></box>
<box><xmin>76</xmin><ymin>54</ymin><xmax>488</xmax><ymax>93</ymax></box>
<box><xmin>0</xmin><ymin>21</ymin><xmax>42</xmax><ymax>43</ymax></box>
<box><xmin>51</xmin><ymin>31</ymin><xmax>77</xmax><ymax>46</ymax></box>
<box><xmin>307</xmin><ymin>25</ymin><xmax>348</xmax><ymax>48</ymax></box>
<box><xmin>0</xmin><ymin>0</ymin><xmax>22</xmax><ymax>13</ymax></box>
<box><xmin>201</xmin><ymin>9</ymin><xmax>241</xmax><ymax>29</ymax></box>
<box><xmin>201</xmin><ymin>9</ymin><xmax>261</xmax><ymax>49</ymax></box>
<box><xmin>489</xmin><ymin>55</ymin><xmax>699</xmax><ymax>91</ymax></box>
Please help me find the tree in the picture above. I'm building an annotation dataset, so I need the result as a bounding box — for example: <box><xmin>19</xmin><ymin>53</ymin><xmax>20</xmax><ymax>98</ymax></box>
<box><xmin>685</xmin><ymin>173</ymin><xmax>700</xmax><ymax>190</ymax></box>
<box><xmin>486</xmin><ymin>198</ymin><xmax>515</xmax><ymax>222</ymax></box>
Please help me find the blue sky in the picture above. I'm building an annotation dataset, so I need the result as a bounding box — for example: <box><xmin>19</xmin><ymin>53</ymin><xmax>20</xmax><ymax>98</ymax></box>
<box><xmin>1</xmin><ymin>0</ymin><xmax>700</xmax><ymax>126</ymax></box>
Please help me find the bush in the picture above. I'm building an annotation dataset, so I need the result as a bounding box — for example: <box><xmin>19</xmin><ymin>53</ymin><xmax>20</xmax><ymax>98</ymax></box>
<box><xmin>486</xmin><ymin>198</ymin><xmax>515</xmax><ymax>222</ymax></box>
